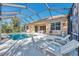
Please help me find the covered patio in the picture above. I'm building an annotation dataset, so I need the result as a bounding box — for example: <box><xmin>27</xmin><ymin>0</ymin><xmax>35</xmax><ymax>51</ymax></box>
<box><xmin>0</xmin><ymin>3</ymin><xmax>79</xmax><ymax>56</ymax></box>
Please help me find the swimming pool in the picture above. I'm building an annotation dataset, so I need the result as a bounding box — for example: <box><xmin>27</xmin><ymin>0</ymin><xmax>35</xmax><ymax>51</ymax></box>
<box><xmin>9</xmin><ymin>34</ymin><xmax>31</xmax><ymax>40</ymax></box>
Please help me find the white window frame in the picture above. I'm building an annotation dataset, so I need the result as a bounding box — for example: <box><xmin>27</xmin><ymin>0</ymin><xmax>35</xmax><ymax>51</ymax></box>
<box><xmin>51</xmin><ymin>21</ymin><xmax>61</xmax><ymax>30</ymax></box>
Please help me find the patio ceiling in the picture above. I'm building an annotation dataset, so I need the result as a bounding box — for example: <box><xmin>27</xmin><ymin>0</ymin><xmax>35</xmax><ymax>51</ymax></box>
<box><xmin>0</xmin><ymin>3</ymin><xmax>73</xmax><ymax>25</ymax></box>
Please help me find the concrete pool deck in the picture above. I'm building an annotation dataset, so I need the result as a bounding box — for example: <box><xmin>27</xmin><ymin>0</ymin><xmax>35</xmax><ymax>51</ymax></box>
<box><xmin>0</xmin><ymin>33</ymin><xmax>78</xmax><ymax>56</ymax></box>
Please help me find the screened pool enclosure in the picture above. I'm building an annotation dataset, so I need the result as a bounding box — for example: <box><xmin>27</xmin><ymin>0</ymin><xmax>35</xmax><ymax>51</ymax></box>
<box><xmin>0</xmin><ymin>3</ymin><xmax>79</xmax><ymax>56</ymax></box>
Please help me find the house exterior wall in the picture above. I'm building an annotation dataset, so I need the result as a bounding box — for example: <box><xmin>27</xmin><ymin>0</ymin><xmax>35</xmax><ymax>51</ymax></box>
<box><xmin>26</xmin><ymin>16</ymin><xmax>68</xmax><ymax>35</ymax></box>
<box><xmin>26</xmin><ymin>20</ymin><xmax>50</xmax><ymax>33</ymax></box>
<box><xmin>49</xmin><ymin>17</ymin><xmax>68</xmax><ymax>35</ymax></box>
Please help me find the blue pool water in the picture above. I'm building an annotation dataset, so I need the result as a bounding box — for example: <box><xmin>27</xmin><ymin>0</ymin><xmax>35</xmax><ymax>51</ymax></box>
<box><xmin>9</xmin><ymin>34</ymin><xmax>31</xmax><ymax>40</ymax></box>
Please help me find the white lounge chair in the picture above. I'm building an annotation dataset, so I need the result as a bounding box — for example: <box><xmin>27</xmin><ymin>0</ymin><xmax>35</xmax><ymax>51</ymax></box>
<box><xmin>55</xmin><ymin>35</ymin><xmax>71</xmax><ymax>45</ymax></box>
<box><xmin>34</xmin><ymin>38</ymin><xmax>62</xmax><ymax>55</ymax></box>
<box><xmin>46</xmin><ymin>35</ymin><xmax>71</xmax><ymax>45</ymax></box>
<box><xmin>35</xmin><ymin>34</ymin><xmax>79</xmax><ymax>56</ymax></box>
<box><xmin>42</xmin><ymin>40</ymin><xmax>79</xmax><ymax>56</ymax></box>
<box><xmin>33</xmin><ymin>33</ymin><xmax>79</xmax><ymax>56</ymax></box>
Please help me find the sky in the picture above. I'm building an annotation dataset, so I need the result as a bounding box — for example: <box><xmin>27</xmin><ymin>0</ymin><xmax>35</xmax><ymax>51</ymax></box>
<box><xmin>1</xmin><ymin>3</ymin><xmax>73</xmax><ymax>25</ymax></box>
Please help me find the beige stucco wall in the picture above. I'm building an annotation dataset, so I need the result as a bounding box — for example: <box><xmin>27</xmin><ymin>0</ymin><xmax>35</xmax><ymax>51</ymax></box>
<box><xmin>26</xmin><ymin>16</ymin><xmax>68</xmax><ymax>35</ymax></box>
<box><xmin>26</xmin><ymin>20</ymin><xmax>50</xmax><ymax>33</ymax></box>
<box><xmin>47</xmin><ymin>17</ymin><xmax>68</xmax><ymax>35</ymax></box>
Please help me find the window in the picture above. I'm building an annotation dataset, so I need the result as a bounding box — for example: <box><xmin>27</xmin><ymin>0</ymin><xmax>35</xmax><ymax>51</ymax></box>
<box><xmin>51</xmin><ymin>22</ymin><xmax>61</xmax><ymax>30</ymax></box>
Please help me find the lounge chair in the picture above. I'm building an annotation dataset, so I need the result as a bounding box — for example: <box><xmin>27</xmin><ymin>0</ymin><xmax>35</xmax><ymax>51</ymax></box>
<box><xmin>35</xmin><ymin>34</ymin><xmax>79</xmax><ymax>56</ymax></box>
<box><xmin>34</xmin><ymin>38</ymin><xmax>62</xmax><ymax>56</ymax></box>
<box><xmin>42</xmin><ymin>39</ymin><xmax>79</xmax><ymax>56</ymax></box>
<box><xmin>54</xmin><ymin>35</ymin><xmax>71</xmax><ymax>45</ymax></box>
<box><xmin>0</xmin><ymin>40</ymin><xmax>16</xmax><ymax>53</ymax></box>
<box><xmin>46</xmin><ymin>35</ymin><xmax>71</xmax><ymax>45</ymax></box>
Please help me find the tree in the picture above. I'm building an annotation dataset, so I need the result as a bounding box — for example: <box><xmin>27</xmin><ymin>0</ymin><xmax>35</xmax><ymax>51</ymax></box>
<box><xmin>1</xmin><ymin>23</ymin><xmax>12</xmax><ymax>33</ymax></box>
<box><xmin>12</xmin><ymin>17</ymin><xmax>21</xmax><ymax>32</ymax></box>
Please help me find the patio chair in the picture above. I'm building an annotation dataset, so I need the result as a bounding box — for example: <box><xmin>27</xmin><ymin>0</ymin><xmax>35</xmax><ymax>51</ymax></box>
<box><xmin>33</xmin><ymin>34</ymin><xmax>78</xmax><ymax>55</ymax></box>
<box><xmin>35</xmin><ymin>34</ymin><xmax>79</xmax><ymax>56</ymax></box>
<box><xmin>34</xmin><ymin>38</ymin><xmax>62</xmax><ymax>55</ymax></box>
<box><xmin>46</xmin><ymin>35</ymin><xmax>71</xmax><ymax>45</ymax></box>
<box><xmin>42</xmin><ymin>39</ymin><xmax>79</xmax><ymax>56</ymax></box>
<box><xmin>0</xmin><ymin>39</ymin><xmax>15</xmax><ymax>52</ymax></box>
<box><xmin>54</xmin><ymin>35</ymin><xmax>71</xmax><ymax>45</ymax></box>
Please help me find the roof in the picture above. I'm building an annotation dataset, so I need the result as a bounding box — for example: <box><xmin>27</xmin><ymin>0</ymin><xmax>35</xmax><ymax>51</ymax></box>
<box><xmin>26</xmin><ymin>14</ymin><xmax>68</xmax><ymax>25</ymax></box>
